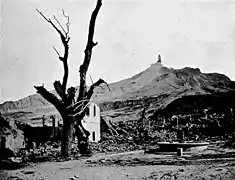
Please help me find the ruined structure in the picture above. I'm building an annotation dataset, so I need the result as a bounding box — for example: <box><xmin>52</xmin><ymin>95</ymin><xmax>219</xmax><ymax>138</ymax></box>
<box><xmin>0</xmin><ymin>113</ymin><xmax>24</xmax><ymax>156</ymax></box>
<box><xmin>82</xmin><ymin>102</ymin><xmax>101</xmax><ymax>142</ymax></box>
<box><xmin>22</xmin><ymin>102</ymin><xmax>101</xmax><ymax>145</ymax></box>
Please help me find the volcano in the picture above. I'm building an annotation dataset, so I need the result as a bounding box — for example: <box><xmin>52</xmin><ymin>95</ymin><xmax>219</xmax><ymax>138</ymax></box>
<box><xmin>1</xmin><ymin>60</ymin><xmax>235</xmax><ymax>123</ymax></box>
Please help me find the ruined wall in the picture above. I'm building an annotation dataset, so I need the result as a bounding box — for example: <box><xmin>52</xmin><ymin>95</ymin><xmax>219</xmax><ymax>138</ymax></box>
<box><xmin>0</xmin><ymin>115</ymin><xmax>25</xmax><ymax>154</ymax></box>
<box><xmin>83</xmin><ymin>102</ymin><xmax>101</xmax><ymax>142</ymax></box>
<box><xmin>4</xmin><ymin>133</ymin><xmax>24</xmax><ymax>153</ymax></box>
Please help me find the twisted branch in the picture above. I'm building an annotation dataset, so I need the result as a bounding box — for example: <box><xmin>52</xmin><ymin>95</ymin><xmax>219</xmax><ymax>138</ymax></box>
<box><xmin>36</xmin><ymin>8</ymin><xmax>70</xmax><ymax>99</ymax></box>
<box><xmin>34</xmin><ymin>85</ymin><xmax>64</xmax><ymax>113</ymax></box>
<box><xmin>87</xmin><ymin>78</ymin><xmax>111</xmax><ymax>100</ymax></box>
<box><xmin>77</xmin><ymin>0</ymin><xmax>102</xmax><ymax>102</ymax></box>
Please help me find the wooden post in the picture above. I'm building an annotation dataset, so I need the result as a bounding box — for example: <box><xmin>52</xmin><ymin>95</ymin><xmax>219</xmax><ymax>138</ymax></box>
<box><xmin>51</xmin><ymin>115</ymin><xmax>56</xmax><ymax>138</ymax></box>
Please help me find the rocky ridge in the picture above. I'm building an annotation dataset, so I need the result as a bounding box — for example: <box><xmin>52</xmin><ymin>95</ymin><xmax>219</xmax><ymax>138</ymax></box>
<box><xmin>1</xmin><ymin>61</ymin><xmax>235</xmax><ymax>123</ymax></box>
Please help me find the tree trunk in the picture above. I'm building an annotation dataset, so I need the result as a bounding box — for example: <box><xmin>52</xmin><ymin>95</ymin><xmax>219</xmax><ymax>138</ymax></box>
<box><xmin>61</xmin><ymin>115</ymin><xmax>74</xmax><ymax>157</ymax></box>
<box><xmin>75</xmin><ymin>120</ymin><xmax>91</xmax><ymax>155</ymax></box>
<box><xmin>35</xmin><ymin>0</ymin><xmax>104</xmax><ymax>157</ymax></box>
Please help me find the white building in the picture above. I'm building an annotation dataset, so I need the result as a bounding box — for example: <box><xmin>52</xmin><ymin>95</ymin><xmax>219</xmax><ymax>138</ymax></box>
<box><xmin>82</xmin><ymin>102</ymin><xmax>101</xmax><ymax>142</ymax></box>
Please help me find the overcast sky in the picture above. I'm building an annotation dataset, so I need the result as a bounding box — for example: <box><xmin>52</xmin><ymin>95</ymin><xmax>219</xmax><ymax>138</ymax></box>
<box><xmin>1</xmin><ymin>0</ymin><xmax>235</xmax><ymax>103</ymax></box>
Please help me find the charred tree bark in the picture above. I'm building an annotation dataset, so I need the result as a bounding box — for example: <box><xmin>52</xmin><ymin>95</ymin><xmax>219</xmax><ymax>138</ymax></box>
<box><xmin>61</xmin><ymin>115</ymin><xmax>74</xmax><ymax>156</ymax></box>
<box><xmin>74</xmin><ymin>0</ymin><xmax>103</xmax><ymax>153</ymax></box>
<box><xmin>77</xmin><ymin>0</ymin><xmax>102</xmax><ymax>102</ymax></box>
<box><xmin>75</xmin><ymin>121</ymin><xmax>91</xmax><ymax>155</ymax></box>
<box><xmin>34</xmin><ymin>86</ymin><xmax>75</xmax><ymax>156</ymax></box>
<box><xmin>34</xmin><ymin>0</ymin><xmax>108</xmax><ymax>157</ymax></box>
<box><xmin>35</xmin><ymin>9</ymin><xmax>74</xmax><ymax>157</ymax></box>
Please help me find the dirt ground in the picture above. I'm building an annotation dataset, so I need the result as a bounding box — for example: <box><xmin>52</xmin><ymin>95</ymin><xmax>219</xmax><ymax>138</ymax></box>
<box><xmin>1</xmin><ymin>143</ymin><xmax>235</xmax><ymax>180</ymax></box>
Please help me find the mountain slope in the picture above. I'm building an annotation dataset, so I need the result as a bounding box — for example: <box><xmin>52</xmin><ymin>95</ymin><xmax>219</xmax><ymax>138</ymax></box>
<box><xmin>1</xmin><ymin>61</ymin><xmax>235</xmax><ymax>122</ymax></box>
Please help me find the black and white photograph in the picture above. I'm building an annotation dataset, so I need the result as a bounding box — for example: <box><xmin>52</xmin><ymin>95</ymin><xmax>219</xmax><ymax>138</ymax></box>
<box><xmin>1</xmin><ymin>0</ymin><xmax>235</xmax><ymax>179</ymax></box>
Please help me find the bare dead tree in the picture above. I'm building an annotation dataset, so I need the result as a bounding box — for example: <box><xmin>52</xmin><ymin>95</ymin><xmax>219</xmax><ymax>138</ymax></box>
<box><xmin>34</xmin><ymin>0</ymin><xmax>109</xmax><ymax>157</ymax></box>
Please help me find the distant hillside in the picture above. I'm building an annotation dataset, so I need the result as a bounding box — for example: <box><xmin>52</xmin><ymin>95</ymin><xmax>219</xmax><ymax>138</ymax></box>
<box><xmin>1</xmin><ymin>61</ymin><xmax>235</xmax><ymax>123</ymax></box>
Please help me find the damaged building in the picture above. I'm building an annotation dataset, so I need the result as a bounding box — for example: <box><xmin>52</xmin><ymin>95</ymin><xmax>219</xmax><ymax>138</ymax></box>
<box><xmin>0</xmin><ymin>113</ymin><xmax>25</xmax><ymax>157</ymax></box>
<box><xmin>20</xmin><ymin>102</ymin><xmax>102</xmax><ymax>147</ymax></box>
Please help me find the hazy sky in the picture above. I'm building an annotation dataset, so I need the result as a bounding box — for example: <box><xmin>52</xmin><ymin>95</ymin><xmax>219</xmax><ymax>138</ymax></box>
<box><xmin>1</xmin><ymin>0</ymin><xmax>235</xmax><ymax>103</ymax></box>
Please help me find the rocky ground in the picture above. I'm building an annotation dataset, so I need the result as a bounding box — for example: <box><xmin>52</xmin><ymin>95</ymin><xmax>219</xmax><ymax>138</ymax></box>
<box><xmin>1</xmin><ymin>141</ymin><xmax>235</xmax><ymax>180</ymax></box>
